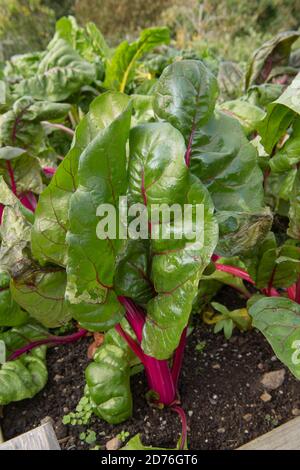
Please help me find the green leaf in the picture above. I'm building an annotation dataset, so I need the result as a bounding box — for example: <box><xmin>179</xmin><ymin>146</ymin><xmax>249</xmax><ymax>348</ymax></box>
<box><xmin>0</xmin><ymin>177</ymin><xmax>32</xmax><ymax>276</ymax></box>
<box><xmin>10</xmin><ymin>268</ymin><xmax>71</xmax><ymax>328</ymax></box>
<box><xmin>13</xmin><ymin>39</ymin><xmax>96</xmax><ymax>102</ymax></box>
<box><xmin>65</xmin><ymin>95</ymin><xmax>131</xmax><ymax>330</ymax></box>
<box><xmin>245</xmin><ymin>31</ymin><xmax>300</xmax><ymax>89</ymax></box>
<box><xmin>127</xmin><ymin>123</ymin><xmax>218</xmax><ymax>359</ymax></box>
<box><xmin>257</xmin><ymin>72</ymin><xmax>300</xmax><ymax>153</ymax></box>
<box><xmin>104</xmin><ymin>27</ymin><xmax>170</xmax><ymax>92</ymax></box>
<box><xmin>0</xmin><ymin>323</ymin><xmax>49</xmax><ymax>405</ymax></box>
<box><xmin>0</xmin><ymin>271</ymin><xmax>28</xmax><ymax>327</ymax></box>
<box><xmin>85</xmin><ymin>344</ymin><xmax>132</xmax><ymax>424</ymax></box>
<box><xmin>31</xmin><ymin>91</ymin><xmax>128</xmax><ymax>267</ymax></box>
<box><xmin>219</xmin><ymin>99</ymin><xmax>265</xmax><ymax>135</ymax></box>
<box><xmin>288</xmin><ymin>168</ymin><xmax>300</xmax><ymax>240</ymax></box>
<box><xmin>153</xmin><ymin>60</ymin><xmax>218</xmax><ymax>143</ymax></box>
<box><xmin>0</xmin><ymin>346</ymin><xmax>47</xmax><ymax>405</ymax></box>
<box><xmin>249</xmin><ymin>297</ymin><xmax>300</xmax><ymax>379</ymax></box>
<box><xmin>0</xmin><ymin>96</ymin><xmax>71</xmax><ymax>153</ymax></box>
<box><xmin>114</xmin><ymin>240</ymin><xmax>154</xmax><ymax>305</ymax></box>
<box><xmin>122</xmin><ymin>433</ymin><xmax>184</xmax><ymax>450</ymax></box>
<box><xmin>153</xmin><ymin>60</ymin><xmax>270</xmax><ymax>257</ymax></box>
<box><xmin>246</xmin><ymin>83</ymin><xmax>284</xmax><ymax>108</ymax></box>
<box><xmin>270</xmin><ymin>119</ymin><xmax>300</xmax><ymax>173</ymax></box>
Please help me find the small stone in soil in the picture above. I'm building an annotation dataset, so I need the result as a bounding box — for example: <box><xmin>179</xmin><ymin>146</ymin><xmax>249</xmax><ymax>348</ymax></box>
<box><xmin>292</xmin><ymin>408</ymin><xmax>300</xmax><ymax>416</ymax></box>
<box><xmin>260</xmin><ymin>392</ymin><xmax>272</xmax><ymax>402</ymax></box>
<box><xmin>261</xmin><ymin>369</ymin><xmax>285</xmax><ymax>391</ymax></box>
<box><xmin>243</xmin><ymin>413</ymin><xmax>252</xmax><ymax>422</ymax></box>
<box><xmin>106</xmin><ymin>437</ymin><xmax>122</xmax><ymax>450</ymax></box>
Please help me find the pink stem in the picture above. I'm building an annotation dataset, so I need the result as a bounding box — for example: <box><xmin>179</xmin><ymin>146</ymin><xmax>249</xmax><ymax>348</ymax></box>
<box><xmin>116</xmin><ymin>297</ymin><xmax>176</xmax><ymax>406</ymax></box>
<box><xmin>18</xmin><ymin>192</ymin><xmax>37</xmax><ymax>212</ymax></box>
<box><xmin>214</xmin><ymin>262</ymin><xmax>254</xmax><ymax>284</ymax></box>
<box><xmin>0</xmin><ymin>204</ymin><xmax>4</xmax><ymax>224</ymax></box>
<box><xmin>171</xmin><ymin>327</ymin><xmax>187</xmax><ymax>390</ymax></box>
<box><xmin>43</xmin><ymin>167</ymin><xmax>56</xmax><ymax>177</ymax></box>
<box><xmin>296</xmin><ymin>277</ymin><xmax>300</xmax><ymax>304</ymax></box>
<box><xmin>8</xmin><ymin>329</ymin><xmax>87</xmax><ymax>361</ymax></box>
<box><xmin>6</xmin><ymin>160</ymin><xmax>17</xmax><ymax>195</ymax></box>
<box><xmin>171</xmin><ymin>406</ymin><xmax>187</xmax><ymax>450</ymax></box>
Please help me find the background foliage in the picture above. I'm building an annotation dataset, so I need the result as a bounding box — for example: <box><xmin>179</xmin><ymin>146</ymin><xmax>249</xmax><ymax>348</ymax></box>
<box><xmin>1</xmin><ymin>0</ymin><xmax>300</xmax><ymax>62</ymax></box>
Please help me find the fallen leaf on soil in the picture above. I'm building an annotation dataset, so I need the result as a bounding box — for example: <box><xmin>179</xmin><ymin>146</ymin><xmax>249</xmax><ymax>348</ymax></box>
<box><xmin>87</xmin><ymin>333</ymin><xmax>104</xmax><ymax>359</ymax></box>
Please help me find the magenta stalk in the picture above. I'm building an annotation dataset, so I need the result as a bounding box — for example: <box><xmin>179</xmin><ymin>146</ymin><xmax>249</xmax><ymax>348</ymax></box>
<box><xmin>8</xmin><ymin>328</ymin><xmax>88</xmax><ymax>361</ymax></box>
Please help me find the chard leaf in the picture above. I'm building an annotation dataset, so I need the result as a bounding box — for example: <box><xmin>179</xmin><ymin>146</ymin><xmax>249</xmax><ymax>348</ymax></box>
<box><xmin>104</xmin><ymin>27</ymin><xmax>170</xmax><ymax>92</ymax></box>
<box><xmin>153</xmin><ymin>60</ymin><xmax>218</xmax><ymax>144</ymax></box>
<box><xmin>13</xmin><ymin>39</ymin><xmax>96</xmax><ymax>102</ymax></box>
<box><xmin>65</xmin><ymin>93</ymin><xmax>131</xmax><ymax>329</ymax></box>
<box><xmin>0</xmin><ymin>322</ymin><xmax>49</xmax><ymax>405</ymax></box>
<box><xmin>85</xmin><ymin>344</ymin><xmax>132</xmax><ymax>424</ymax></box>
<box><xmin>249</xmin><ymin>297</ymin><xmax>300</xmax><ymax>379</ymax></box>
<box><xmin>32</xmin><ymin>91</ymin><xmax>127</xmax><ymax>267</ymax></box>
<box><xmin>127</xmin><ymin>123</ymin><xmax>218</xmax><ymax>359</ymax></box>
<box><xmin>122</xmin><ymin>433</ymin><xmax>186</xmax><ymax>450</ymax></box>
<box><xmin>245</xmin><ymin>31</ymin><xmax>300</xmax><ymax>89</ymax></box>
<box><xmin>10</xmin><ymin>268</ymin><xmax>71</xmax><ymax>328</ymax></box>
<box><xmin>55</xmin><ymin>16</ymin><xmax>110</xmax><ymax>61</ymax></box>
<box><xmin>0</xmin><ymin>96</ymin><xmax>71</xmax><ymax>153</ymax></box>
<box><xmin>219</xmin><ymin>99</ymin><xmax>265</xmax><ymax>135</ymax></box>
<box><xmin>0</xmin><ymin>346</ymin><xmax>47</xmax><ymax>405</ymax></box>
<box><xmin>0</xmin><ymin>271</ymin><xmax>28</xmax><ymax>327</ymax></box>
<box><xmin>0</xmin><ymin>177</ymin><xmax>32</xmax><ymax>276</ymax></box>
<box><xmin>154</xmin><ymin>60</ymin><xmax>270</xmax><ymax>256</ymax></box>
<box><xmin>257</xmin><ymin>72</ymin><xmax>300</xmax><ymax>153</ymax></box>
<box><xmin>270</xmin><ymin>120</ymin><xmax>300</xmax><ymax>173</ymax></box>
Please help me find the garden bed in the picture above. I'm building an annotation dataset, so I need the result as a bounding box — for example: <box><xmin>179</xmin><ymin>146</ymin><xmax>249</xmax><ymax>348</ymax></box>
<box><xmin>2</xmin><ymin>288</ymin><xmax>300</xmax><ymax>451</ymax></box>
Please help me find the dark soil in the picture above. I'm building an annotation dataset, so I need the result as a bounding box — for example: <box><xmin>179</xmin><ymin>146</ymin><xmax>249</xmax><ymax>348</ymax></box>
<box><xmin>2</xmin><ymin>287</ymin><xmax>300</xmax><ymax>450</ymax></box>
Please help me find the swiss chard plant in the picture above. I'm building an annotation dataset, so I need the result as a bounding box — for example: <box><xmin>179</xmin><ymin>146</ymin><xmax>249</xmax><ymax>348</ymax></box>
<box><xmin>1</xmin><ymin>20</ymin><xmax>300</xmax><ymax>450</ymax></box>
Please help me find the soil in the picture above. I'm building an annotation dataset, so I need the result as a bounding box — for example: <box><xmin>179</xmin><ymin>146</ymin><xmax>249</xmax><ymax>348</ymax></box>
<box><xmin>2</xmin><ymin>287</ymin><xmax>300</xmax><ymax>450</ymax></box>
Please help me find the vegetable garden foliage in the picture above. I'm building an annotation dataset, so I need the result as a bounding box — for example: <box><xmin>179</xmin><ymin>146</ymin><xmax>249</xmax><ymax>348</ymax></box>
<box><xmin>1</xmin><ymin>16</ymin><xmax>300</xmax><ymax>448</ymax></box>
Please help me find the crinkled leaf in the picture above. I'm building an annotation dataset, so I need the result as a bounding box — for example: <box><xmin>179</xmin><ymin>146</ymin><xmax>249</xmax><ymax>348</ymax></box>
<box><xmin>0</xmin><ymin>96</ymin><xmax>70</xmax><ymax>153</ymax></box>
<box><xmin>55</xmin><ymin>16</ymin><xmax>110</xmax><ymax>61</ymax></box>
<box><xmin>104</xmin><ymin>27</ymin><xmax>170</xmax><ymax>92</ymax></box>
<box><xmin>245</xmin><ymin>31</ymin><xmax>300</xmax><ymax>89</ymax></box>
<box><xmin>249</xmin><ymin>297</ymin><xmax>300</xmax><ymax>379</ymax></box>
<box><xmin>153</xmin><ymin>60</ymin><xmax>218</xmax><ymax>144</ymax></box>
<box><xmin>32</xmin><ymin>92</ymin><xmax>127</xmax><ymax>267</ymax></box>
<box><xmin>153</xmin><ymin>60</ymin><xmax>269</xmax><ymax>257</ymax></box>
<box><xmin>0</xmin><ymin>346</ymin><xmax>47</xmax><ymax>405</ymax></box>
<box><xmin>127</xmin><ymin>123</ymin><xmax>218</xmax><ymax>359</ymax></box>
<box><xmin>13</xmin><ymin>39</ymin><xmax>96</xmax><ymax>102</ymax></box>
<box><xmin>85</xmin><ymin>344</ymin><xmax>132</xmax><ymax>424</ymax></box>
<box><xmin>0</xmin><ymin>177</ymin><xmax>32</xmax><ymax>276</ymax></box>
<box><xmin>0</xmin><ymin>322</ymin><xmax>49</xmax><ymax>405</ymax></box>
<box><xmin>10</xmin><ymin>268</ymin><xmax>71</xmax><ymax>328</ymax></box>
<box><xmin>65</xmin><ymin>93</ymin><xmax>131</xmax><ymax>329</ymax></box>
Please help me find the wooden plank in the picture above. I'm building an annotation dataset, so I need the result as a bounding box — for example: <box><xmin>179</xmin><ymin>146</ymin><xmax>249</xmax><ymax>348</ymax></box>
<box><xmin>238</xmin><ymin>416</ymin><xmax>300</xmax><ymax>450</ymax></box>
<box><xmin>0</xmin><ymin>422</ymin><xmax>60</xmax><ymax>450</ymax></box>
